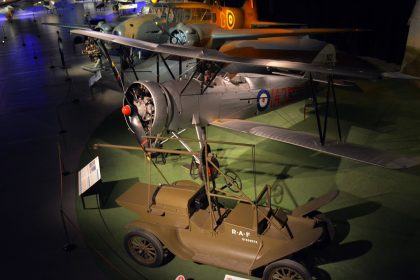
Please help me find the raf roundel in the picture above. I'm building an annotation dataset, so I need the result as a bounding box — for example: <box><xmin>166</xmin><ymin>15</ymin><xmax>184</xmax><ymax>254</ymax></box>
<box><xmin>257</xmin><ymin>89</ymin><xmax>270</xmax><ymax>111</ymax></box>
<box><xmin>226</xmin><ymin>10</ymin><xmax>235</xmax><ymax>29</ymax></box>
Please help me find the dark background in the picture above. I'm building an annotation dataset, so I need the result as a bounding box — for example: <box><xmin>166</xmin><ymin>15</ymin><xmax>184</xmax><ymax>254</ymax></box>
<box><xmin>220</xmin><ymin>0</ymin><xmax>417</xmax><ymax>65</ymax></box>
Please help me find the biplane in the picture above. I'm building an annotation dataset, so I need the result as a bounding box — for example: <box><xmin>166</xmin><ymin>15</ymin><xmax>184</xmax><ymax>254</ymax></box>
<box><xmin>71</xmin><ymin>28</ymin><xmax>420</xmax><ymax>169</ymax></box>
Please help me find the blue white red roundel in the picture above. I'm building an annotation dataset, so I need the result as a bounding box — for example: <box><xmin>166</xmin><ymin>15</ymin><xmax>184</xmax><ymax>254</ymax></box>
<box><xmin>257</xmin><ymin>89</ymin><xmax>270</xmax><ymax>111</ymax></box>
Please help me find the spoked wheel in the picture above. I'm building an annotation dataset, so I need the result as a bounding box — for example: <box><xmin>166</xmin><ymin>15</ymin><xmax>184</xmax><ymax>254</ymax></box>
<box><xmin>124</xmin><ymin>230</ymin><xmax>165</xmax><ymax>267</ymax></box>
<box><xmin>223</xmin><ymin>169</ymin><xmax>242</xmax><ymax>193</ymax></box>
<box><xmin>263</xmin><ymin>259</ymin><xmax>311</xmax><ymax>280</ymax></box>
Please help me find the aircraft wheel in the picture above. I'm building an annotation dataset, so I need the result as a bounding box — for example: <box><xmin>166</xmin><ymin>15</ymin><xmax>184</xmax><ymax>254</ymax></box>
<box><xmin>223</xmin><ymin>169</ymin><xmax>242</xmax><ymax>193</ymax></box>
<box><xmin>308</xmin><ymin>210</ymin><xmax>335</xmax><ymax>246</ymax></box>
<box><xmin>124</xmin><ymin>230</ymin><xmax>165</xmax><ymax>267</ymax></box>
<box><xmin>263</xmin><ymin>259</ymin><xmax>311</xmax><ymax>280</ymax></box>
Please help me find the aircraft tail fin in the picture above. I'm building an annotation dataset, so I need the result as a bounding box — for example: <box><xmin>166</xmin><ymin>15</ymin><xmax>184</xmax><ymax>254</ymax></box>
<box><xmin>303</xmin><ymin>44</ymin><xmax>336</xmax><ymax>79</ymax></box>
<box><xmin>242</xmin><ymin>0</ymin><xmax>259</xmax><ymax>28</ymax></box>
<box><xmin>401</xmin><ymin>0</ymin><xmax>420</xmax><ymax>77</ymax></box>
<box><xmin>241</xmin><ymin>0</ymin><xmax>306</xmax><ymax>28</ymax></box>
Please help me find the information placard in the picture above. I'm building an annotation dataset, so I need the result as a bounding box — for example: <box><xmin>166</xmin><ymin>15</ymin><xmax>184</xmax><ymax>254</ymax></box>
<box><xmin>78</xmin><ymin>157</ymin><xmax>101</xmax><ymax>196</ymax></box>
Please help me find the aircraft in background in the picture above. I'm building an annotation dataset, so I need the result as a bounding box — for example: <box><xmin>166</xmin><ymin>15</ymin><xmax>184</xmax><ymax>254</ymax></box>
<box><xmin>45</xmin><ymin>0</ymin><xmax>365</xmax><ymax>50</ymax></box>
<box><xmin>36</xmin><ymin>0</ymin><xmax>63</xmax><ymax>13</ymax></box>
<box><xmin>112</xmin><ymin>0</ymin><xmax>365</xmax><ymax>49</ymax></box>
<box><xmin>111</xmin><ymin>0</ymin><xmax>148</xmax><ymax>15</ymax></box>
<box><xmin>71</xmin><ymin>29</ymin><xmax>420</xmax><ymax>170</ymax></box>
<box><xmin>144</xmin><ymin>0</ymin><xmax>302</xmax><ymax>30</ymax></box>
<box><xmin>400</xmin><ymin>0</ymin><xmax>420</xmax><ymax>79</ymax></box>
<box><xmin>0</xmin><ymin>0</ymin><xmax>32</xmax><ymax>21</ymax></box>
<box><xmin>0</xmin><ymin>0</ymin><xmax>61</xmax><ymax>20</ymax></box>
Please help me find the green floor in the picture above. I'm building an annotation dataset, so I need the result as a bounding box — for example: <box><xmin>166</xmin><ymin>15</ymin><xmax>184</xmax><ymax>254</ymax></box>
<box><xmin>76</xmin><ymin>78</ymin><xmax>420</xmax><ymax>280</ymax></box>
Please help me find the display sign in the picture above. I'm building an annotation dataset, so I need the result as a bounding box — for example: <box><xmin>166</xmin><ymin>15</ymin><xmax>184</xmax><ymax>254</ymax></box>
<box><xmin>78</xmin><ymin>157</ymin><xmax>101</xmax><ymax>196</ymax></box>
<box><xmin>224</xmin><ymin>275</ymin><xmax>249</xmax><ymax>280</ymax></box>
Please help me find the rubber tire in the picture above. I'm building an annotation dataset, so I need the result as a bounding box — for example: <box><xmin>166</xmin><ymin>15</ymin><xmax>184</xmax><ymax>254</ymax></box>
<box><xmin>124</xmin><ymin>229</ymin><xmax>165</xmax><ymax>267</ymax></box>
<box><xmin>263</xmin><ymin>259</ymin><xmax>311</xmax><ymax>280</ymax></box>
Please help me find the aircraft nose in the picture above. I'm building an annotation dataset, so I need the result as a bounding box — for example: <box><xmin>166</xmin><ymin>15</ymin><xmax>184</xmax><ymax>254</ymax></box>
<box><xmin>112</xmin><ymin>25</ymin><xmax>123</xmax><ymax>36</ymax></box>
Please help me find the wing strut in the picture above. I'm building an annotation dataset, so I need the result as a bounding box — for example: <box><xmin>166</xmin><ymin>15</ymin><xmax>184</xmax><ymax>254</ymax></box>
<box><xmin>180</xmin><ymin>67</ymin><xmax>199</xmax><ymax>96</ymax></box>
<box><xmin>96</xmin><ymin>40</ymin><xmax>125</xmax><ymax>92</ymax></box>
<box><xmin>179</xmin><ymin>56</ymin><xmax>182</xmax><ymax>78</ymax></box>
<box><xmin>159</xmin><ymin>54</ymin><xmax>176</xmax><ymax>80</ymax></box>
<box><xmin>120</xmin><ymin>47</ymin><xmax>139</xmax><ymax>81</ymax></box>
<box><xmin>309</xmin><ymin>73</ymin><xmax>343</xmax><ymax>145</ymax></box>
<box><xmin>201</xmin><ymin>64</ymin><xmax>222</xmax><ymax>94</ymax></box>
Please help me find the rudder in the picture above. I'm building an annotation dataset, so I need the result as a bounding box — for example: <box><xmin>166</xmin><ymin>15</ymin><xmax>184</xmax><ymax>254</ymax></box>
<box><xmin>242</xmin><ymin>0</ymin><xmax>258</xmax><ymax>28</ymax></box>
<box><xmin>401</xmin><ymin>0</ymin><xmax>420</xmax><ymax>77</ymax></box>
<box><xmin>304</xmin><ymin>44</ymin><xmax>336</xmax><ymax>80</ymax></box>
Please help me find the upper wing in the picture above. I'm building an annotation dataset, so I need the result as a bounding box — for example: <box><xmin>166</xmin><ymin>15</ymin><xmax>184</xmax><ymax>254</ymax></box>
<box><xmin>211</xmin><ymin>28</ymin><xmax>367</xmax><ymax>42</ymax></box>
<box><xmin>211</xmin><ymin>119</ymin><xmax>420</xmax><ymax>169</ymax></box>
<box><xmin>70</xmin><ymin>29</ymin><xmax>380</xmax><ymax>79</ymax></box>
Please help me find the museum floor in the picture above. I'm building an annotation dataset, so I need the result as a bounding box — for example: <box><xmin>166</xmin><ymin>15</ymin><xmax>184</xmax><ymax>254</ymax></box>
<box><xmin>1</xmin><ymin>2</ymin><xmax>420</xmax><ymax>280</ymax></box>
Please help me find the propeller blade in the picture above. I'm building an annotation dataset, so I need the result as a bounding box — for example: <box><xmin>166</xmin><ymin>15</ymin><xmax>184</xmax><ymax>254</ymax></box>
<box><xmin>129</xmin><ymin>114</ymin><xmax>148</xmax><ymax>146</ymax></box>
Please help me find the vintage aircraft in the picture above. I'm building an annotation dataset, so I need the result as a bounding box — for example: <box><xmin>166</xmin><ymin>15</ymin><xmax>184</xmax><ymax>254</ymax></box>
<box><xmin>0</xmin><ymin>0</ymin><xmax>31</xmax><ymax>20</ymax></box>
<box><xmin>71</xmin><ymin>29</ymin><xmax>420</xmax><ymax>170</ymax></box>
<box><xmin>111</xmin><ymin>0</ymin><xmax>366</xmax><ymax>49</ymax></box>
<box><xmin>45</xmin><ymin>0</ymin><xmax>365</xmax><ymax>51</ymax></box>
<box><xmin>0</xmin><ymin>0</ymin><xmax>60</xmax><ymax>20</ymax></box>
<box><xmin>145</xmin><ymin>0</ymin><xmax>301</xmax><ymax>29</ymax></box>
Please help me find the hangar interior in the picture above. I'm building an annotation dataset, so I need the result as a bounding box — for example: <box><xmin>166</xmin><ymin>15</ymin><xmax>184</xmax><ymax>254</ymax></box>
<box><xmin>1</xmin><ymin>1</ymin><xmax>419</xmax><ymax>279</ymax></box>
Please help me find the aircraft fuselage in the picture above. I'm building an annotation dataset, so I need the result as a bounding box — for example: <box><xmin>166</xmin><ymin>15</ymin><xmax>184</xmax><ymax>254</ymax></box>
<box><xmin>159</xmin><ymin>73</ymin><xmax>309</xmax><ymax>132</ymax></box>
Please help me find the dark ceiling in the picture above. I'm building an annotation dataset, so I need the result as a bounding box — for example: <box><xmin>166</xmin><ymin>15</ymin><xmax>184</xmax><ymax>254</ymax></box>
<box><xmin>223</xmin><ymin>0</ymin><xmax>417</xmax><ymax>64</ymax></box>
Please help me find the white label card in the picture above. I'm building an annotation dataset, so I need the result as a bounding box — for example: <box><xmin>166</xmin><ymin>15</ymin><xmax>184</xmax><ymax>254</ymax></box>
<box><xmin>78</xmin><ymin>157</ymin><xmax>101</xmax><ymax>196</ymax></box>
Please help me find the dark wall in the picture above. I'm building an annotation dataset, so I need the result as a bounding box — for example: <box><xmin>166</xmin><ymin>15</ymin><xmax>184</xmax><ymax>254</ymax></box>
<box><xmin>225</xmin><ymin>0</ymin><xmax>417</xmax><ymax>64</ymax></box>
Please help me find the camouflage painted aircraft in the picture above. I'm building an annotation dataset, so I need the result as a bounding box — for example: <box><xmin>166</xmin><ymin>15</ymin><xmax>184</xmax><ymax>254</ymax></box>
<box><xmin>112</xmin><ymin>0</ymin><xmax>365</xmax><ymax>49</ymax></box>
<box><xmin>71</xmin><ymin>29</ymin><xmax>420</xmax><ymax>169</ymax></box>
<box><xmin>45</xmin><ymin>0</ymin><xmax>365</xmax><ymax>51</ymax></box>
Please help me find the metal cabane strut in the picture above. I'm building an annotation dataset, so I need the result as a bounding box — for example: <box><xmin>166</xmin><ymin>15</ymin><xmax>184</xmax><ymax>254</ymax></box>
<box><xmin>308</xmin><ymin>73</ymin><xmax>343</xmax><ymax>145</ymax></box>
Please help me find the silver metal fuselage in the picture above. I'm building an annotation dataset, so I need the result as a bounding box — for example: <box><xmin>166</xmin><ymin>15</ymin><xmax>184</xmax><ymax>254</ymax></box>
<box><xmin>159</xmin><ymin>73</ymin><xmax>309</xmax><ymax>132</ymax></box>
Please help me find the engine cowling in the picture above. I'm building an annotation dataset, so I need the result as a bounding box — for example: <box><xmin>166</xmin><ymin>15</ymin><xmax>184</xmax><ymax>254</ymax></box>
<box><xmin>122</xmin><ymin>81</ymin><xmax>172</xmax><ymax>144</ymax></box>
<box><xmin>168</xmin><ymin>23</ymin><xmax>200</xmax><ymax>46</ymax></box>
<box><xmin>94</xmin><ymin>21</ymin><xmax>113</xmax><ymax>33</ymax></box>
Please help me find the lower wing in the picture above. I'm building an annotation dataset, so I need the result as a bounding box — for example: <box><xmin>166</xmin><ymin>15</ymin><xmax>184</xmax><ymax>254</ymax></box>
<box><xmin>211</xmin><ymin>119</ymin><xmax>420</xmax><ymax>169</ymax></box>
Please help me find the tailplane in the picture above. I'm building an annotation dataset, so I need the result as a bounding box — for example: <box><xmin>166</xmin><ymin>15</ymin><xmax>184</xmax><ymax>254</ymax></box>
<box><xmin>401</xmin><ymin>0</ymin><xmax>420</xmax><ymax>77</ymax></box>
<box><xmin>242</xmin><ymin>0</ymin><xmax>305</xmax><ymax>28</ymax></box>
<box><xmin>303</xmin><ymin>44</ymin><xmax>336</xmax><ymax>80</ymax></box>
<box><xmin>242</xmin><ymin>0</ymin><xmax>258</xmax><ymax>28</ymax></box>
<box><xmin>302</xmin><ymin>44</ymin><xmax>360</xmax><ymax>89</ymax></box>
